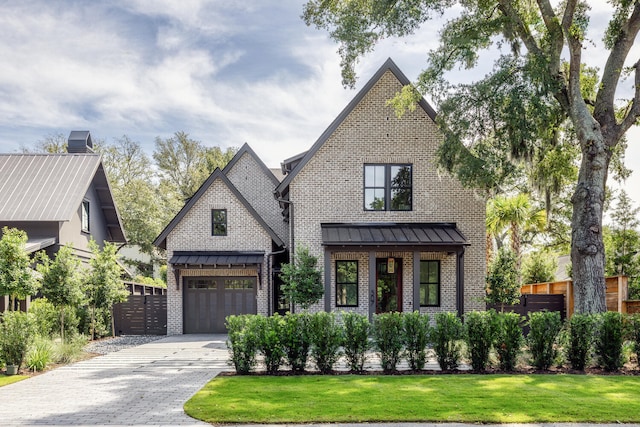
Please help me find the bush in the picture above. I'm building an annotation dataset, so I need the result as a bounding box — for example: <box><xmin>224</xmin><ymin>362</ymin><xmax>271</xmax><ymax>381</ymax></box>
<box><xmin>372</xmin><ymin>312</ymin><xmax>404</xmax><ymax>372</ymax></box>
<box><xmin>402</xmin><ymin>311</ymin><xmax>430</xmax><ymax>370</ymax></box>
<box><xmin>431</xmin><ymin>312</ymin><xmax>464</xmax><ymax>371</ymax></box>
<box><xmin>29</xmin><ymin>298</ymin><xmax>80</xmax><ymax>339</ymax></box>
<box><xmin>225</xmin><ymin>315</ymin><xmax>260</xmax><ymax>374</ymax></box>
<box><xmin>595</xmin><ymin>312</ymin><xmax>624</xmax><ymax>372</ymax></box>
<box><xmin>342</xmin><ymin>312</ymin><xmax>370</xmax><ymax>372</ymax></box>
<box><xmin>77</xmin><ymin>306</ymin><xmax>111</xmax><ymax>339</ymax></box>
<box><xmin>26</xmin><ymin>336</ymin><xmax>53</xmax><ymax>371</ymax></box>
<box><xmin>494</xmin><ymin>312</ymin><xmax>523</xmax><ymax>371</ymax></box>
<box><xmin>527</xmin><ymin>311</ymin><xmax>563</xmax><ymax>370</ymax></box>
<box><xmin>281</xmin><ymin>313</ymin><xmax>311</xmax><ymax>372</ymax></box>
<box><xmin>256</xmin><ymin>314</ymin><xmax>285</xmax><ymax>374</ymax></box>
<box><xmin>565</xmin><ymin>313</ymin><xmax>595</xmax><ymax>370</ymax></box>
<box><xmin>629</xmin><ymin>314</ymin><xmax>640</xmax><ymax>366</ymax></box>
<box><xmin>308</xmin><ymin>312</ymin><xmax>343</xmax><ymax>373</ymax></box>
<box><xmin>464</xmin><ymin>310</ymin><xmax>497</xmax><ymax>371</ymax></box>
<box><xmin>0</xmin><ymin>311</ymin><xmax>36</xmax><ymax>370</ymax></box>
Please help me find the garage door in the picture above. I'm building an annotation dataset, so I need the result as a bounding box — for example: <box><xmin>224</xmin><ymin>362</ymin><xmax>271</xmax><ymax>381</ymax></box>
<box><xmin>183</xmin><ymin>276</ymin><xmax>257</xmax><ymax>333</ymax></box>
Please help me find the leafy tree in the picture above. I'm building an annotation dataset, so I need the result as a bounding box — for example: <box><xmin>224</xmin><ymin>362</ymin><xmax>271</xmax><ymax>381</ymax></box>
<box><xmin>486</xmin><ymin>247</ymin><xmax>520</xmax><ymax>311</ymax></box>
<box><xmin>20</xmin><ymin>132</ymin><xmax>67</xmax><ymax>153</ymax></box>
<box><xmin>85</xmin><ymin>241</ymin><xmax>128</xmax><ymax>339</ymax></box>
<box><xmin>521</xmin><ymin>249</ymin><xmax>558</xmax><ymax>284</ymax></box>
<box><xmin>303</xmin><ymin>0</ymin><xmax>640</xmax><ymax>313</ymax></box>
<box><xmin>36</xmin><ymin>245</ymin><xmax>84</xmax><ymax>342</ymax></box>
<box><xmin>279</xmin><ymin>247</ymin><xmax>324</xmax><ymax>310</ymax></box>
<box><xmin>0</xmin><ymin>227</ymin><xmax>39</xmax><ymax>311</ymax></box>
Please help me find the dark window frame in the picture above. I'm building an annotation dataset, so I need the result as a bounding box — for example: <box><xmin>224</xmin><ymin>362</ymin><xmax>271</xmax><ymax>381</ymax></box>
<box><xmin>335</xmin><ymin>260</ymin><xmax>359</xmax><ymax>307</ymax></box>
<box><xmin>363</xmin><ymin>164</ymin><xmax>412</xmax><ymax>211</ymax></box>
<box><xmin>419</xmin><ymin>260</ymin><xmax>441</xmax><ymax>307</ymax></box>
<box><xmin>81</xmin><ymin>199</ymin><xmax>90</xmax><ymax>233</ymax></box>
<box><xmin>211</xmin><ymin>209</ymin><xmax>227</xmax><ymax>236</ymax></box>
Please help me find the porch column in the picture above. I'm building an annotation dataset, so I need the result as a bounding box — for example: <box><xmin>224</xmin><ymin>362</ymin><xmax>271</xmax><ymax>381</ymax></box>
<box><xmin>368</xmin><ymin>251</ymin><xmax>376</xmax><ymax>320</ymax></box>
<box><xmin>456</xmin><ymin>247</ymin><xmax>465</xmax><ymax>317</ymax></box>
<box><xmin>324</xmin><ymin>248</ymin><xmax>331</xmax><ymax>312</ymax></box>
<box><xmin>413</xmin><ymin>251</ymin><xmax>420</xmax><ymax>312</ymax></box>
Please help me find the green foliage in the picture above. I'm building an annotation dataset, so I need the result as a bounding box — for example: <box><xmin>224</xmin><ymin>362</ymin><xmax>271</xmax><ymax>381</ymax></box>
<box><xmin>0</xmin><ymin>311</ymin><xmax>36</xmax><ymax>369</ymax></box>
<box><xmin>53</xmin><ymin>334</ymin><xmax>88</xmax><ymax>364</ymax></box>
<box><xmin>402</xmin><ymin>311</ymin><xmax>430</xmax><ymax>370</ymax></box>
<box><xmin>256</xmin><ymin>314</ymin><xmax>285</xmax><ymax>374</ymax></box>
<box><xmin>29</xmin><ymin>298</ymin><xmax>79</xmax><ymax>338</ymax></box>
<box><xmin>527</xmin><ymin>311</ymin><xmax>563</xmax><ymax>370</ymax></box>
<box><xmin>494</xmin><ymin>312</ymin><xmax>523</xmax><ymax>371</ymax></box>
<box><xmin>225</xmin><ymin>315</ymin><xmax>260</xmax><ymax>374</ymax></box>
<box><xmin>281</xmin><ymin>313</ymin><xmax>311</xmax><ymax>372</ymax></box>
<box><xmin>279</xmin><ymin>247</ymin><xmax>324</xmax><ymax>310</ymax></box>
<box><xmin>0</xmin><ymin>227</ymin><xmax>39</xmax><ymax>310</ymax></box>
<box><xmin>431</xmin><ymin>312</ymin><xmax>463</xmax><ymax>371</ymax></box>
<box><xmin>308</xmin><ymin>312</ymin><xmax>343</xmax><ymax>373</ymax></box>
<box><xmin>341</xmin><ymin>311</ymin><xmax>370</xmax><ymax>372</ymax></box>
<box><xmin>77</xmin><ymin>306</ymin><xmax>111</xmax><ymax>339</ymax></box>
<box><xmin>133</xmin><ymin>275</ymin><xmax>167</xmax><ymax>288</ymax></box>
<box><xmin>26</xmin><ymin>336</ymin><xmax>53</xmax><ymax>371</ymax></box>
<box><xmin>628</xmin><ymin>314</ymin><xmax>640</xmax><ymax>362</ymax></box>
<box><xmin>565</xmin><ymin>313</ymin><xmax>595</xmax><ymax>371</ymax></box>
<box><xmin>372</xmin><ymin>312</ymin><xmax>404</xmax><ymax>372</ymax></box>
<box><xmin>486</xmin><ymin>247</ymin><xmax>521</xmax><ymax>309</ymax></box>
<box><xmin>522</xmin><ymin>250</ymin><xmax>557</xmax><ymax>284</ymax></box>
<box><xmin>464</xmin><ymin>310</ymin><xmax>497</xmax><ymax>372</ymax></box>
<box><xmin>595</xmin><ymin>312</ymin><xmax>624</xmax><ymax>372</ymax></box>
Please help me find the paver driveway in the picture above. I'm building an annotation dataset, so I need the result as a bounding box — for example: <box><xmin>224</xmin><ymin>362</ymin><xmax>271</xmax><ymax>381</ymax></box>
<box><xmin>0</xmin><ymin>334</ymin><xmax>228</xmax><ymax>426</ymax></box>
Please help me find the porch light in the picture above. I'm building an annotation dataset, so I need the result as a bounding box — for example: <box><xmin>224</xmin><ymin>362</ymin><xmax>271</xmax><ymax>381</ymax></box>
<box><xmin>387</xmin><ymin>257</ymin><xmax>395</xmax><ymax>274</ymax></box>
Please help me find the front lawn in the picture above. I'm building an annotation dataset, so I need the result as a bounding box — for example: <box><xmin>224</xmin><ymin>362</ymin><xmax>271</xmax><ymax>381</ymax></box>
<box><xmin>185</xmin><ymin>374</ymin><xmax>640</xmax><ymax>424</ymax></box>
<box><xmin>0</xmin><ymin>374</ymin><xmax>27</xmax><ymax>387</ymax></box>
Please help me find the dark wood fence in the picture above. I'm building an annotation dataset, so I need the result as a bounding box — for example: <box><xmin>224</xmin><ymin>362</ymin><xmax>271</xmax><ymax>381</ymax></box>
<box><xmin>113</xmin><ymin>284</ymin><xmax>167</xmax><ymax>335</ymax></box>
<box><xmin>487</xmin><ymin>294</ymin><xmax>565</xmax><ymax>335</ymax></box>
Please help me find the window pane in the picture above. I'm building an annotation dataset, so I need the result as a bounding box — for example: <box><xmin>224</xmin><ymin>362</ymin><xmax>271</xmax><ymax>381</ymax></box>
<box><xmin>420</xmin><ymin>261</ymin><xmax>440</xmax><ymax>306</ymax></box>
<box><xmin>336</xmin><ymin>261</ymin><xmax>358</xmax><ymax>306</ymax></box>
<box><xmin>213</xmin><ymin>210</ymin><xmax>226</xmax><ymax>222</ymax></box>
<box><xmin>428</xmin><ymin>284</ymin><xmax>439</xmax><ymax>305</ymax></box>
<box><xmin>365</xmin><ymin>165</ymin><xmax>385</xmax><ymax>186</ymax></box>
<box><xmin>365</xmin><ymin>188</ymin><xmax>385</xmax><ymax>210</ymax></box>
<box><xmin>429</xmin><ymin>263</ymin><xmax>439</xmax><ymax>282</ymax></box>
<box><xmin>213</xmin><ymin>223</ymin><xmax>227</xmax><ymax>235</ymax></box>
<box><xmin>390</xmin><ymin>188</ymin><xmax>411</xmax><ymax>210</ymax></box>
<box><xmin>391</xmin><ymin>165</ymin><xmax>411</xmax><ymax>187</ymax></box>
<box><xmin>337</xmin><ymin>261</ymin><xmax>357</xmax><ymax>283</ymax></box>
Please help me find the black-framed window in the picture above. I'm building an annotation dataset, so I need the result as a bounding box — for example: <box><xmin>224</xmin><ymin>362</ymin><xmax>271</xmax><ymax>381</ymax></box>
<box><xmin>336</xmin><ymin>260</ymin><xmax>358</xmax><ymax>306</ymax></box>
<box><xmin>420</xmin><ymin>260</ymin><xmax>440</xmax><ymax>306</ymax></box>
<box><xmin>364</xmin><ymin>164</ymin><xmax>412</xmax><ymax>211</ymax></box>
<box><xmin>211</xmin><ymin>209</ymin><xmax>227</xmax><ymax>236</ymax></box>
<box><xmin>81</xmin><ymin>200</ymin><xmax>90</xmax><ymax>233</ymax></box>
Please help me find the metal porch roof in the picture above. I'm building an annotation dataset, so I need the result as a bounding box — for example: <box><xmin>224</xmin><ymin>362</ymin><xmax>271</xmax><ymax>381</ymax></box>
<box><xmin>169</xmin><ymin>251</ymin><xmax>265</xmax><ymax>266</ymax></box>
<box><xmin>321</xmin><ymin>223</ymin><xmax>468</xmax><ymax>247</ymax></box>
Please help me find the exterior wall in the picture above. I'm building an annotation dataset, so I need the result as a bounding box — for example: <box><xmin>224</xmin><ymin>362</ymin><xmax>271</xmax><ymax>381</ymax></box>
<box><xmin>165</xmin><ymin>179</ymin><xmax>273</xmax><ymax>335</ymax></box>
<box><xmin>290</xmin><ymin>70</ymin><xmax>486</xmax><ymax>315</ymax></box>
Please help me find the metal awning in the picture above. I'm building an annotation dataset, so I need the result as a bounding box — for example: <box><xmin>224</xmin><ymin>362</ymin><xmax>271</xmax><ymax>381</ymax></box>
<box><xmin>321</xmin><ymin>223</ymin><xmax>468</xmax><ymax>247</ymax></box>
<box><xmin>25</xmin><ymin>237</ymin><xmax>57</xmax><ymax>254</ymax></box>
<box><xmin>169</xmin><ymin>251</ymin><xmax>264</xmax><ymax>266</ymax></box>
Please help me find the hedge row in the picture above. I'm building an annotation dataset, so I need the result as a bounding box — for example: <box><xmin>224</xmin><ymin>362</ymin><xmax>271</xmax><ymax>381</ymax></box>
<box><xmin>225</xmin><ymin>311</ymin><xmax>640</xmax><ymax>374</ymax></box>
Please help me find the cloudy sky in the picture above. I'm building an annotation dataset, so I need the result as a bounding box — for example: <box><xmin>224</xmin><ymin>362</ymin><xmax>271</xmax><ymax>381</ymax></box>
<box><xmin>1</xmin><ymin>0</ymin><xmax>640</xmax><ymax>215</ymax></box>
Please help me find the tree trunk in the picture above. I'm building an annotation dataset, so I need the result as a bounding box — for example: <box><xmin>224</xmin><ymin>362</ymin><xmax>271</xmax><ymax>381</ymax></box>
<box><xmin>571</xmin><ymin>135</ymin><xmax>611</xmax><ymax>314</ymax></box>
<box><xmin>486</xmin><ymin>233</ymin><xmax>493</xmax><ymax>273</ymax></box>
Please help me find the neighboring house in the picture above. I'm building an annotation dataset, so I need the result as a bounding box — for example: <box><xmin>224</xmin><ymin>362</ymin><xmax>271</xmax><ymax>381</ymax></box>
<box><xmin>155</xmin><ymin>58</ymin><xmax>486</xmax><ymax>334</ymax></box>
<box><xmin>0</xmin><ymin>130</ymin><xmax>126</xmax><ymax>262</ymax></box>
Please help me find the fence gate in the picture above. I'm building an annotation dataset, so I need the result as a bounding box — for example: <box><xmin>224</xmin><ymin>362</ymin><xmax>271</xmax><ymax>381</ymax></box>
<box><xmin>113</xmin><ymin>294</ymin><xmax>167</xmax><ymax>335</ymax></box>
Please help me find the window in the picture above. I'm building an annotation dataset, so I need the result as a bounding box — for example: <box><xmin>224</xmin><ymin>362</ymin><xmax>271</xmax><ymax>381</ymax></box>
<box><xmin>81</xmin><ymin>200</ymin><xmax>90</xmax><ymax>233</ymax></box>
<box><xmin>420</xmin><ymin>260</ymin><xmax>440</xmax><ymax>306</ymax></box>
<box><xmin>211</xmin><ymin>209</ymin><xmax>227</xmax><ymax>236</ymax></box>
<box><xmin>336</xmin><ymin>260</ymin><xmax>358</xmax><ymax>306</ymax></box>
<box><xmin>364</xmin><ymin>164</ymin><xmax>412</xmax><ymax>211</ymax></box>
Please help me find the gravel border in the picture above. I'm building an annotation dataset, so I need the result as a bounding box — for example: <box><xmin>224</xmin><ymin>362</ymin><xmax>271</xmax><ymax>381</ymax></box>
<box><xmin>84</xmin><ymin>335</ymin><xmax>164</xmax><ymax>354</ymax></box>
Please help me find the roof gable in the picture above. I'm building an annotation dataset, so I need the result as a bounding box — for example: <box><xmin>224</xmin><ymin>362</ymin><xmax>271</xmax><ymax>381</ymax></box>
<box><xmin>275</xmin><ymin>58</ymin><xmax>437</xmax><ymax>197</ymax></box>
<box><xmin>153</xmin><ymin>168</ymin><xmax>284</xmax><ymax>249</ymax></box>
<box><xmin>223</xmin><ymin>143</ymin><xmax>280</xmax><ymax>186</ymax></box>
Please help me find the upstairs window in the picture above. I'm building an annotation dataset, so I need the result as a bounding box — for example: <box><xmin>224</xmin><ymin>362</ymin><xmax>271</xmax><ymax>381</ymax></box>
<box><xmin>364</xmin><ymin>164</ymin><xmax>412</xmax><ymax>211</ymax></box>
<box><xmin>81</xmin><ymin>200</ymin><xmax>90</xmax><ymax>233</ymax></box>
<box><xmin>211</xmin><ymin>209</ymin><xmax>227</xmax><ymax>236</ymax></box>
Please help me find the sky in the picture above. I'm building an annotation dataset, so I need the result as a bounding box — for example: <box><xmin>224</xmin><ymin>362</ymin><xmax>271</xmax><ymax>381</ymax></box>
<box><xmin>1</xmin><ymin>0</ymin><xmax>640</xmax><ymax>220</ymax></box>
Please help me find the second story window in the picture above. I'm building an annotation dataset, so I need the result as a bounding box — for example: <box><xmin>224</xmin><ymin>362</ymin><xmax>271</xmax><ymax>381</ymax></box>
<box><xmin>364</xmin><ymin>164</ymin><xmax>412</xmax><ymax>211</ymax></box>
<box><xmin>81</xmin><ymin>200</ymin><xmax>90</xmax><ymax>233</ymax></box>
<box><xmin>211</xmin><ymin>209</ymin><xmax>227</xmax><ymax>236</ymax></box>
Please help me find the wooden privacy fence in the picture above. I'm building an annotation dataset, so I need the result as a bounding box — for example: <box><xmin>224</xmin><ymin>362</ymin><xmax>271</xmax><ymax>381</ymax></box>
<box><xmin>521</xmin><ymin>275</ymin><xmax>632</xmax><ymax>318</ymax></box>
<box><xmin>487</xmin><ymin>294</ymin><xmax>565</xmax><ymax>334</ymax></box>
<box><xmin>113</xmin><ymin>282</ymin><xmax>167</xmax><ymax>335</ymax></box>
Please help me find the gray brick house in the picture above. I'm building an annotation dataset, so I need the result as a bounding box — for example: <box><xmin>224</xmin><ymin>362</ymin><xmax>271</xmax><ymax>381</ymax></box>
<box><xmin>155</xmin><ymin>58</ymin><xmax>485</xmax><ymax>334</ymax></box>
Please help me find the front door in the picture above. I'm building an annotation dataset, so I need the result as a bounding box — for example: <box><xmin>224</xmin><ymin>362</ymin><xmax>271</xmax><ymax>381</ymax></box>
<box><xmin>376</xmin><ymin>258</ymin><xmax>402</xmax><ymax>313</ymax></box>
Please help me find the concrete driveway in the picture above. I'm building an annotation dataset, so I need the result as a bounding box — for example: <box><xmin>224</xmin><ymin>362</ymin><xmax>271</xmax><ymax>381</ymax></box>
<box><xmin>0</xmin><ymin>334</ymin><xmax>228</xmax><ymax>426</ymax></box>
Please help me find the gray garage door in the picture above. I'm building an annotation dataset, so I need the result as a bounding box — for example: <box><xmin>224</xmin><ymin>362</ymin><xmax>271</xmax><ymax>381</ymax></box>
<box><xmin>183</xmin><ymin>276</ymin><xmax>257</xmax><ymax>333</ymax></box>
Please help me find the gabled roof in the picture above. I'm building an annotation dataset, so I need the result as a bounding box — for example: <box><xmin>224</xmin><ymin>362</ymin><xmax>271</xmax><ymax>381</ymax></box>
<box><xmin>0</xmin><ymin>153</ymin><xmax>125</xmax><ymax>242</ymax></box>
<box><xmin>223</xmin><ymin>143</ymin><xmax>280</xmax><ymax>186</ymax></box>
<box><xmin>153</xmin><ymin>168</ymin><xmax>284</xmax><ymax>249</ymax></box>
<box><xmin>275</xmin><ymin>58</ymin><xmax>437</xmax><ymax>197</ymax></box>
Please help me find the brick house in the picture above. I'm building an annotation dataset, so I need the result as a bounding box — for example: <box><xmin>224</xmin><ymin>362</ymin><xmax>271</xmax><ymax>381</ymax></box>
<box><xmin>155</xmin><ymin>58</ymin><xmax>485</xmax><ymax>334</ymax></box>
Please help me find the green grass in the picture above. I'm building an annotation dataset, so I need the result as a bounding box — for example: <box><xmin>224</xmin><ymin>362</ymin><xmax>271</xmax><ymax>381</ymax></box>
<box><xmin>185</xmin><ymin>374</ymin><xmax>640</xmax><ymax>424</ymax></box>
<box><xmin>0</xmin><ymin>374</ymin><xmax>28</xmax><ymax>387</ymax></box>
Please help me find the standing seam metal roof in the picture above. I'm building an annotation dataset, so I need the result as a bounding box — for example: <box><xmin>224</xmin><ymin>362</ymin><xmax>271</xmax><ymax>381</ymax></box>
<box><xmin>321</xmin><ymin>223</ymin><xmax>468</xmax><ymax>246</ymax></box>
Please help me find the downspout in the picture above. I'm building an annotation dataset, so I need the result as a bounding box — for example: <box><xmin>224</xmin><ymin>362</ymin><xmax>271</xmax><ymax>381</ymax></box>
<box><xmin>266</xmin><ymin>247</ymin><xmax>287</xmax><ymax>316</ymax></box>
<box><xmin>276</xmin><ymin>197</ymin><xmax>294</xmax><ymax>312</ymax></box>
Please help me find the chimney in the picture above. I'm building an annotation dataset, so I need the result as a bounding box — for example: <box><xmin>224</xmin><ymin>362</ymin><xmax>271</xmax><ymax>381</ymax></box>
<box><xmin>67</xmin><ymin>131</ymin><xmax>94</xmax><ymax>153</ymax></box>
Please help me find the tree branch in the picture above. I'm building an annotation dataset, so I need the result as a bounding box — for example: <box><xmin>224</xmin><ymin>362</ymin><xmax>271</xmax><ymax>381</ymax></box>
<box><xmin>536</xmin><ymin>0</ymin><xmax>564</xmax><ymax>76</ymax></box>
<box><xmin>497</xmin><ymin>0</ymin><xmax>543</xmax><ymax>57</ymax></box>
<box><xmin>614</xmin><ymin>60</ymin><xmax>640</xmax><ymax>143</ymax></box>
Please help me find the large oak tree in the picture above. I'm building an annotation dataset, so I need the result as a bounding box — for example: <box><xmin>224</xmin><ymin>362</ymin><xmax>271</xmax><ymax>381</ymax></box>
<box><xmin>304</xmin><ymin>0</ymin><xmax>640</xmax><ymax>313</ymax></box>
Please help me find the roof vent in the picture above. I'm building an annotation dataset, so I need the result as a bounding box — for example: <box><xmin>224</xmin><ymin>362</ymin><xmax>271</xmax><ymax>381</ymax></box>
<box><xmin>67</xmin><ymin>131</ymin><xmax>94</xmax><ymax>153</ymax></box>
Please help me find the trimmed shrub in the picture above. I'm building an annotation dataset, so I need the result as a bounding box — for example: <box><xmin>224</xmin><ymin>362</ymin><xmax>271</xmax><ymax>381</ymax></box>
<box><xmin>565</xmin><ymin>313</ymin><xmax>595</xmax><ymax>370</ymax></box>
<box><xmin>309</xmin><ymin>312</ymin><xmax>343</xmax><ymax>373</ymax></box>
<box><xmin>0</xmin><ymin>311</ymin><xmax>36</xmax><ymax>370</ymax></box>
<box><xmin>464</xmin><ymin>310</ymin><xmax>497</xmax><ymax>371</ymax></box>
<box><xmin>402</xmin><ymin>311</ymin><xmax>430</xmax><ymax>370</ymax></box>
<box><xmin>225</xmin><ymin>315</ymin><xmax>260</xmax><ymax>374</ymax></box>
<box><xmin>527</xmin><ymin>311</ymin><xmax>563</xmax><ymax>370</ymax></box>
<box><xmin>26</xmin><ymin>336</ymin><xmax>53</xmax><ymax>371</ymax></box>
<box><xmin>595</xmin><ymin>312</ymin><xmax>624</xmax><ymax>372</ymax></box>
<box><xmin>494</xmin><ymin>312</ymin><xmax>523</xmax><ymax>371</ymax></box>
<box><xmin>257</xmin><ymin>314</ymin><xmax>285</xmax><ymax>374</ymax></box>
<box><xmin>629</xmin><ymin>314</ymin><xmax>640</xmax><ymax>367</ymax></box>
<box><xmin>372</xmin><ymin>312</ymin><xmax>404</xmax><ymax>373</ymax></box>
<box><xmin>281</xmin><ymin>313</ymin><xmax>311</xmax><ymax>372</ymax></box>
<box><xmin>342</xmin><ymin>312</ymin><xmax>370</xmax><ymax>372</ymax></box>
<box><xmin>432</xmin><ymin>312</ymin><xmax>464</xmax><ymax>371</ymax></box>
